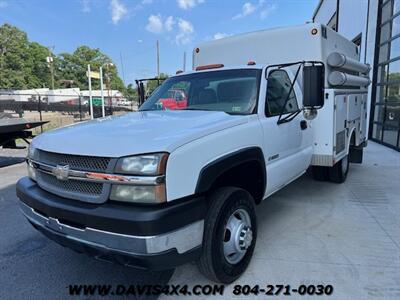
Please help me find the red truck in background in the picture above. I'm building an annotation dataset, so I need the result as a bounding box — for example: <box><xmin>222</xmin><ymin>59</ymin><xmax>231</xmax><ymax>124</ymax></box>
<box><xmin>159</xmin><ymin>89</ymin><xmax>187</xmax><ymax>110</ymax></box>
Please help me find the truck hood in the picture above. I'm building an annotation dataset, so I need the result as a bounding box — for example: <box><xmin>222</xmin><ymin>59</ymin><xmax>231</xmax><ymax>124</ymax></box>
<box><xmin>32</xmin><ymin>110</ymin><xmax>248</xmax><ymax>157</ymax></box>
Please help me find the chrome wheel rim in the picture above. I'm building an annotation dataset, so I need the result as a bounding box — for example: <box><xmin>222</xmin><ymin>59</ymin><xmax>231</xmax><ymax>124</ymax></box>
<box><xmin>223</xmin><ymin>208</ymin><xmax>253</xmax><ymax>264</ymax></box>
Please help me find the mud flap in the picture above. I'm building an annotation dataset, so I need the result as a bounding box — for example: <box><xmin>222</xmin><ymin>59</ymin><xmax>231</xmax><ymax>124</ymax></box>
<box><xmin>349</xmin><ymin>146</ymin><xmax>363</xmax><ymax>164</ymax></box>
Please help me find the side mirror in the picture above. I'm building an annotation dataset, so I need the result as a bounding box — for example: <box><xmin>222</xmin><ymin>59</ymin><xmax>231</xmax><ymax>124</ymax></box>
<box><xmin>303</xmin><ymin>65</ymin><xmax>324</xmax><ymax>109</ymax></box>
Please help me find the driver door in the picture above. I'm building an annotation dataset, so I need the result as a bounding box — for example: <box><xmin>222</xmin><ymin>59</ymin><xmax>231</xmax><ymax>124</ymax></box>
<box><xmin>260</xmin><ymin>67</ymin><xmax>313</xmax><ymax>196</ymax></box>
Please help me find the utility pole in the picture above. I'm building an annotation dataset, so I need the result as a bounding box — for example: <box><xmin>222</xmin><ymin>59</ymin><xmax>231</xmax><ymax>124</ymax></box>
<box><xmin>119</xmin><ymin>52</ymin><xmax>126</xmax><ymax>83</ymax></box>
<box><xmin>47</xmin><ymin>46</ymin><xmax>55</xmax><ymax>90</ymax></box>
<box><xmin>183</xmin><ymin>51</ymin><xmax>186</xmax><ymax>72</ymax></box>
<box><xmin>156</xmin><ymin>40</ymin><xmax>160</xmax><ymax>78</ymax></box>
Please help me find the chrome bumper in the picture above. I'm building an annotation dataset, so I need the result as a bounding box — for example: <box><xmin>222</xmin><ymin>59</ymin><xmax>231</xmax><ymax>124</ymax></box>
<box><xmin>20</xmin><ymin>202</ymin><xmax>204</xmax><ymax>255</ymax></box>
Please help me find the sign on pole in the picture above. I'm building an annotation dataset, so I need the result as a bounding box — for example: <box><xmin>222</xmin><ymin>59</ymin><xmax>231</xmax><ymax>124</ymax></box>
<box><xmin>87</xmin><ymin>64</ymin><xmax>94</xmax><ymax>120</ymax></box>
<box><xmin>99</xmin><ymin>67</ymin><xmax>105</xmax><ymax>118</ymax></box>
<box><xmin>86</xmin><ymin>70</ymin><xmax>101</xmax><ymax>79</ymax></box>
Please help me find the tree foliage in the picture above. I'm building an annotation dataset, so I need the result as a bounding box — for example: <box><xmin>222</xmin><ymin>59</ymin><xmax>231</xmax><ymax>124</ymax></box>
<box><xmin>145</xmin><ymin>73</ymin><xmax>169</xmax><ymax>95</ymax></box>
<box><xmin>58</xmin><ymin>46</ymin><xmax>125</xmax><ymax>92</ymax></box>
<box><xmin>0</xmin><ymin>23</ymin><xmax>126</xmax><ymax>94</ymax></box>
<box><xmin>125</xmin><ymin>83</ymin><xmax>137</xmax><ymax>100</ymax></box>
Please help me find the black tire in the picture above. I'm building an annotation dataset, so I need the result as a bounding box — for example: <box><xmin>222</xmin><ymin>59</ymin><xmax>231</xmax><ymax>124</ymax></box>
<box><xmin>312</xmin><ymin>166</ymin><xmax>329</xmax><ymax>181</ymax></box>
<box><xmin>197</xmin><ymin>187</ymin><xmax>257</xmax><ymax>284</ymax></box>
<box><xmin>328</xmin><ymin>154</ymin><xmax>349</xmax><ymax>183</ymax></box>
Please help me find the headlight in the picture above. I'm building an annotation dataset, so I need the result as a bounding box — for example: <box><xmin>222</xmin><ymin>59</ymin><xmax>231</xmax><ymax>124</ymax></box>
<box><xmin>27</xmin><ymin>144</ymin><xmax>37</xmax><ymax>160</ymax></box>
<box><xmin>112</xmin><ymin>153</ymin><xmax>169</xmax><ymax>203</ymax></box>
<box><xmin>27</xmin><ymin>160</ymin><xmax>37</xmax><ymax>182</ymax></box>
<box><xmin>27</xmin><ymin>145</ymin><xmax>37</xmax><ymax>181</ymax></box>
<box><xmin>115</xmin><ymin>153</ymin><xmax>168</xmax><ymax>175</ymax></box>
<box><xmin>110</xmin><ymin>184</ymin><xmax>166</xmax><ymax>203</ymax></box>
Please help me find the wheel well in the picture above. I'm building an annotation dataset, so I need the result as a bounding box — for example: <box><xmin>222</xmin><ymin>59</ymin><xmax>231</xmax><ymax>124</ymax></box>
<box><xmin>350</xmin><ymin>130</ymin><xmax>356</xmax><ymax>145</ymax></box>
<box><xmin>209</xmin><ymin>160</ymin><xmax>265</xmax><ymax>204</ymax></box>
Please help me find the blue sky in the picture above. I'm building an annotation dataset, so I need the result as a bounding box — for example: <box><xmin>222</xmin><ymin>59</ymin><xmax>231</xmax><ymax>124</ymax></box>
<box><xmin>0</xmin><ymin>0</ymin><xmax>318</xmax><ymax>86</ymax></box>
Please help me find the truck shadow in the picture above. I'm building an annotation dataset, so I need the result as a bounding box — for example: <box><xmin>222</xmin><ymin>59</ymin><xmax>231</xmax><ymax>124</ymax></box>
<box><xmin>254</xmin><ymin>170</ymin><xmax>336</xmax><ymax>234</ymax></box>
<box><xmin>0</xmin><ymin>155</ymin><xmax>25</xmax><ymax>168</ymax></box>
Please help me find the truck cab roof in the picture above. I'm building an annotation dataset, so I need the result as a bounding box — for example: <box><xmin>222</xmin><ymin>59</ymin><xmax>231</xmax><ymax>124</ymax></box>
<box><xmin>173</xmin><ymin>65</ymin><xmax>263</xmax><ymax>79</ymax></box>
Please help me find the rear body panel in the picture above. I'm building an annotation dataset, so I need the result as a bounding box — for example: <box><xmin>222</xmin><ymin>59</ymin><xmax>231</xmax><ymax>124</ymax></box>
<box><xmin>311</xmin><ymin>89</ymin><xmax>368</xmax><ymax>167</ymax></box>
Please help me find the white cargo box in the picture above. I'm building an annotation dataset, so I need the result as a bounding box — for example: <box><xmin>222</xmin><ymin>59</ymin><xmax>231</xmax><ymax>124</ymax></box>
<box><xmin>193</xmin><ymin>23</ymin><xmax>359</xmax><ymax>85</ymax></box>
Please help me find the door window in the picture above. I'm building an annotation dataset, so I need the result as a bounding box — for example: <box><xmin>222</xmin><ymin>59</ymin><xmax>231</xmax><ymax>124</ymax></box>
<box><xmin>265</xmin><ymin>70</ymin><xmax>299</xmax><ymax>117</ymax></box>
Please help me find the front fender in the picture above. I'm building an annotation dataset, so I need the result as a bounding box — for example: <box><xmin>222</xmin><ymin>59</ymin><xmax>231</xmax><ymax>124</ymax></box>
<box><xmin>195</xmin><ymin>147</ymin><xmax>266</xmax><ymax>195</ymax></box>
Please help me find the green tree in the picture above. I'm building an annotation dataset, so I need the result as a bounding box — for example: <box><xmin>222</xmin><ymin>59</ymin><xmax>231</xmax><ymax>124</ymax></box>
<box><xmin>0</xmin><ymin>23</ymin><xmax>127</xmax><ymax>93</ymax></box>
<box><xmin>57</xmin><ymin>46</ymin><xmax>125</xmax><ymax>93</ymax></box>
<box><xmin>145</xmin><ymin>73</ymin><xmax>168</xmax><ymax>95</ymax></box>
<box><xmin>125</xmin><ymin>83</ymin><xmax>137</xmax><ymax>101</ymax></box>
<box><xmin>27</xmin><ymin>42</ymin><xmax>54</xmax><ymax>88</ymax></box>
<box><xmin>0</xmin><ymin>23</ymin><xmax>43</xmax><ymax>89</ymax></box>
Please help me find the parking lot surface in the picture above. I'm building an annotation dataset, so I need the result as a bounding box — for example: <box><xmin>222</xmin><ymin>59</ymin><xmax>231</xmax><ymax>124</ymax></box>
<box><xmin>0</xmin><ymin>142</ymin><xmax>399</xmax><ymax>299</ymax></box>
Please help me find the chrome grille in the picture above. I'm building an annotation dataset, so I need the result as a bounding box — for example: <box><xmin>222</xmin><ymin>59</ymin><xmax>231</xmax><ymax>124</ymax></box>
<box><xmin>39</xmin><ymin>172</ymin><xmax>103</xmax><ymax>195</ymax></box>
<box><xmin>37</xmin><ymin>150</ymin><xmax>111</xmax><ymax>172</ymax></box>
<box><xmin>34</xmin><ymin>150</ymin><xmax>114</xmax><ymax>203</ymax></box>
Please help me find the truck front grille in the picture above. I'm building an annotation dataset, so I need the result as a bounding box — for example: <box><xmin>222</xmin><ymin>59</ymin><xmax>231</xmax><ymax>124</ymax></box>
<box><xmin>35</xmin><ymin>150</ymin><xmax>115</xmax><ymax>203</ymax></box>
<box><xmin>37</xmin><ymin>150</ymin><xmax>111</xmax><ymax>172</ymax></box>
<box><xmin>39</xmin><ymin>172</ymin><xmax>103</xmax><ymax>195</ymax></box>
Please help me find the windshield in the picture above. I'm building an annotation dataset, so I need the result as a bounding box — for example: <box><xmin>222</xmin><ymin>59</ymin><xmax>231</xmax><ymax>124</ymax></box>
<box><xmin>139</xmin><ymin>69</ymin><xmax>262</xmax><ymax>115</ymax></box>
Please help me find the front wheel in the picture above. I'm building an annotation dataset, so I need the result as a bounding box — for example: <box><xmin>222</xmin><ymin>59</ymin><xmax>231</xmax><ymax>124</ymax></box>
<box><xmin>328</xmin><ymin>154</ymin><xmax>349</xmax><ymax>183</ymax></box>
<box><xmin>197</xmin><ymin>187</ymin><xmax>257</xmax><ymax>283</ymax></box>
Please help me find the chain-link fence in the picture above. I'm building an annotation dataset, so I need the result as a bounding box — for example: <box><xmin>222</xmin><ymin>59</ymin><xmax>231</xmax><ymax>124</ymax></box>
<box><xmin>0</xmin><ymin>92</ymin><xmax>138</xmax><ymax>134</ymax></box>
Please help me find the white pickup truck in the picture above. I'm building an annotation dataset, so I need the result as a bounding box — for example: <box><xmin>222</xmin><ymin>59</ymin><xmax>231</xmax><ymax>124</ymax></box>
<box><xmin>17</xmin><ymin>24</ymin><xmax>370</xmax><ymax>283</ymax></box>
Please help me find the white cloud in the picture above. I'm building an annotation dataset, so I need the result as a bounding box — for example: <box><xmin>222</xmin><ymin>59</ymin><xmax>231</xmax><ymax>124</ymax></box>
<box><xmin>176</xmin><ymin>18</ymin><xmax>194</xmax><ymax>45</ymax></box>
<box><xmin>177</xmin><ymin>0</ymin><xmax>204</xmax><ymax>10</ymax></box>
<box><xmin>146</xmin><ymin>14</ymin><xmax>164</xmax><ymax>33</ymax></box>
<box><xmin>233</xmin><ymin>1</ymin><xmax>276</xmax><ymax>20</ymax></box>
<box><xmin>81</xmin><ymin>0</ymin><xmax>90</xmax><ymax>13</ymax></box>
<box><xmin>110</xmin><ymin>0</ymin><xmax>127</xmax><ymax>24</ymax></box>
<box><xmin>260</xmin><ymin>4</ymin><xmax>276</xmax><ymax>19</ymax></box>
<box><xmin>137</xmin><ymin>39</ymin><xmax>143</xmax><ymax>43</ymax></box>
<box><xmin>146</xmin><ymin>15</ymin><xmax>176</xmax><ymax>33</ymax></box>
<box><xmin>233</xmin><ymin>2</ymin><xmax>256</xmax><ymax>19</ymax></box>
<box><xmin>145</xmin><ymin>14</ymin><xmax>194</xmax><ymax>45</ymax></box>
<box><xmin>213</xmin><ymin>32</ymin><xmax>230</xmax><ymax>40</ymax></box>
<box><xmin>165</xmin><ymin>16</ymin><xmax>175</xmax><ymax>32</ymax></box>
<box><xmin>0</xmin><ymin>1</ymin><xmax>8</xmax><ymax>8</ymax></box>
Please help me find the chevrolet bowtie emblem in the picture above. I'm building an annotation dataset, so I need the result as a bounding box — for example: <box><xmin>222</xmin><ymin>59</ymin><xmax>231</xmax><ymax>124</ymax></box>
<box><xmin>52</xmin><ymin>164</ymin><xmax>70</xmax><ymax>181</ymax></box>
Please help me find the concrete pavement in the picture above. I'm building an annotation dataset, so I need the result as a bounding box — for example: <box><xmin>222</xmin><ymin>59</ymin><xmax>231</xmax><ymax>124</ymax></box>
<box><xmin>0</xmin><ymin>142</ymin><xmax>399</xmax><ymax>299</ymax></box>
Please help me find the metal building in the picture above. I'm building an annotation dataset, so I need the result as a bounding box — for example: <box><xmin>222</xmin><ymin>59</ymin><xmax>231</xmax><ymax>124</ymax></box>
<box><xmin>313</xmin><ymin>0</ymin><xmax>400</xmax><ymax>151</ymax></box>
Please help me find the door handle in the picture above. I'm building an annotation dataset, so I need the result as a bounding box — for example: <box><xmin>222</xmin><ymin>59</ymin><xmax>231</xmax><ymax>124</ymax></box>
<box><xmin>300</xmin><ymin>120</ymin><xmax>307</xmax><ymax>130</ymax></box>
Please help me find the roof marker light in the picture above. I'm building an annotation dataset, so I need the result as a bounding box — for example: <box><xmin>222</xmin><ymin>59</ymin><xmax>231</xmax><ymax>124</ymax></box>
<box><xmin>247</xmin><ymin>61</ymin><xmax>256</xmax><ymax>65</ymax></box>
<box><xmin>195</xmin><ymin>63</ymin><xmax>224</xmax><ymax>71</ymax></box>
<box><xmin>176</xmin><ymin>70</ymin><xmax>183</xmax><ymax>74</ymax></box>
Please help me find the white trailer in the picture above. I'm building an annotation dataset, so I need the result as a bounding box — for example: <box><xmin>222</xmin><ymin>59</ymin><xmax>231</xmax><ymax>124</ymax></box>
<box><xmin>17</xmin><ymin>23</ymin><xmax>370</xmax><ymax>284</ymax></box>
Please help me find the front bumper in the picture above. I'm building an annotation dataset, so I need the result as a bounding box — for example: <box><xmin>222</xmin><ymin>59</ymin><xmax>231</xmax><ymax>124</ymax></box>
<box><xmin>16</xmin><ymin>177</ymin><xmax>207</xmax><ymax>270</ymax></box>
